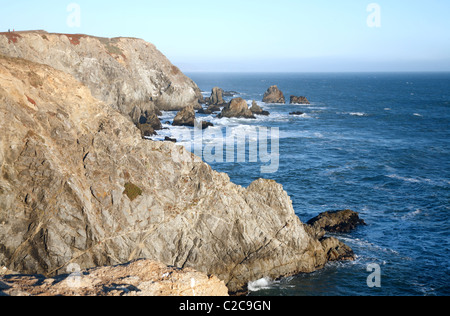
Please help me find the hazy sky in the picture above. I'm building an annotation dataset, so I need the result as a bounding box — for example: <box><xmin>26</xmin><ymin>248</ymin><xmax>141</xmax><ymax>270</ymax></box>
<box><xmin>1</xmin><ymin>0</ymin><xmax>449</xmax><ymax>72</ymax></box>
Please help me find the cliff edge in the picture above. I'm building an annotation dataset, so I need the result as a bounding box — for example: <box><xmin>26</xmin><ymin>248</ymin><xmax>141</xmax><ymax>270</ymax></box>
<box><xmin>0</xmin><ymin>31</ymin><xmax>202</xmax><ymax>117</ymax></box>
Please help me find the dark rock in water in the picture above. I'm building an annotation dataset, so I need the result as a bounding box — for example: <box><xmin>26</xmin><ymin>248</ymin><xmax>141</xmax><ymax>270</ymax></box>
<box><xmin>172</xmin><ymin>105</ymin><xmax>196</xmax><ymax>127</ymax></box>
<box><xmin>307</xmin><ymin>210</ymin><xmax>367</xmax><ymax>233</ymax></box>
<box><xmin>207</xmin><ymin>104</ymin><xmax>222</xmax><ymax>113</ymax></box>
<box><xmin>263</xmin><ymin>85</ymin><xmax>285</xmax><ymax>104</ymax></box>
<box><xmin>250</xmin><ymin>100</ymin><xmax>270</xmax><ymax>116</ymax></box>
<box><xmin>218</xmin><ymin>98</ymin><xmax>256</xmax><ymax>119</ymax></box>
<box><xmin>198</xmin><ymin>104</ymin><xmax>221</xmax><ymax>115</ymax></box>
<box><xmin>210</xmin><ymin>87</ymin><xmax>226</xmax><ymax>106</ymax></box>
<box><xmin>290</xmin><ymin>111</ymin><xmax>304</xmax><ymax>116</ymax></box>
<box><xmin>223</xmin><ymin>90</ymin><xmax>239</xmax><ymax>97</ymax></box>
<box><xmin>290</xmin><ymin>96</ymin><xmax>310</xmax><ymax>105</ymax></box>
<box><xmin>164</xmin><ymin>136</ymin><xmax>177</xmax><ymax>143</ymax></box>
<box><xmin>173</xmin><ymin>105</ymin><xmax>213</xmax><ymax>129</ymax></box>
<box><xmin>201</xmin><ymin>121</ymin><xmax>214</xmax><ymax>129</ymax></box>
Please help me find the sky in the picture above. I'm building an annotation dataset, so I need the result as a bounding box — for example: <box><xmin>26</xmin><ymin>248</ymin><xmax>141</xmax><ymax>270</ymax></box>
<box><xmin>1</xmin><ymin>0</ymin><xmax>449</xmax><ymax>72</ymax></box>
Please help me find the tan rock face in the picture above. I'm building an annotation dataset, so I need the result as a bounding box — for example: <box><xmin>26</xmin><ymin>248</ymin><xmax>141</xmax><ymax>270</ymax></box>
<box><xmin>0</xmin><ymin>259</ymin><xmax>229</xmax><ymax>296</ymax></box>
<box><xmin>290</xmin><ymin>96</ymin><xmax>310</xmax><ymax>105</ymax></box>
<box><xmin>0</xmin><ymin>55</ymin><xmax>353</xmax><ymax>294</ymax></box>
<box><xmin>0</xmin><ymin>31</ymin><xmax>202</xmax><ymax>113</ymax></box>
<box><xmin>209</xmin><ymin>87</ymin><xmax>225</xmax><ymax>105</ymax></box>
<box><xmin>172</xmin><ymin>105</ymin><xmax>196</xmax><ymax>127</ymax></box>
<box><xmin>218</xmin><ymin>98</ymin><xmax>256</xmax><ymax>119</ymax></box>
<box><xmin>262</xmin><ymin>85</ymin><xmax>285</xmax><ymax>104</ymax></box>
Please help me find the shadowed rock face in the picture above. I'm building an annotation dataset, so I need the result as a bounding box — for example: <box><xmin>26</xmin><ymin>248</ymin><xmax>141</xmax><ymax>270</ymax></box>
<box><xmin>0</xmin><ymin>259</ymin><xmax>229</xmax><ymax>296</ymax></box>
<box><xmin>0</xmin><ymin>31</ymin><xmax>203</xmax><ymax>115</ymax></box>
<box><xmin>263</xmin><ymin>85</ymin><xmax>285</xmax><ymax>104</ymax></box>
<box><xmin>0</xmin><ymin>55</ymin><xmax>354</xmax><ymax>294</ymax></box>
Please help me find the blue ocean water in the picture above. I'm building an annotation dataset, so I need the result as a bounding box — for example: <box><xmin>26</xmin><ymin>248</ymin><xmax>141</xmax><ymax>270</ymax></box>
<box><xmin>164</xmin><ymin>73</ymin><xmax>450</xmax><ymax>296</ymax></box>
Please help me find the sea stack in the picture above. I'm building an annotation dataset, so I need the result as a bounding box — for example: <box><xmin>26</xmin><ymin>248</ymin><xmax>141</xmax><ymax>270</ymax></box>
<box><xmin>218</xmin><ymin>98</ymin><xmax>256</xmax><ymax>119</ymax></box>
<box><xmin>209</xmin><ymin>87</ymin><xmax>226</xmax><ymax>106</ymax></box>
<box><xmin>173</xmin><ymin>105</ymin><xmax>213</xmax><ymax>129</ymax></box>
<box><xmin>290</xmin><ymin>96</ymin><xmax>311</xmax><ymax>105</ymax></box>
<box><xmin>263</xmin><ymin>85</ymin><xmax>285</xmax><ymax>104</ymax></box>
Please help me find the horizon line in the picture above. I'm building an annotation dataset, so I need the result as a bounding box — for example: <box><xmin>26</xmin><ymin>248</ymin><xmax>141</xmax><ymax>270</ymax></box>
<box><xmin>183</xmin><ymin>70</ymin><xmax>450</xmax><ymax>74</ymax></box>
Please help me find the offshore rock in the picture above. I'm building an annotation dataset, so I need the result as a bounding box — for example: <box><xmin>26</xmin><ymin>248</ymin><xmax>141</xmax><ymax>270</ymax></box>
<box><xmin>262</xmin><ymin>85</ymin><xmax>285</xmax><ymax>104</ymax></box>
<box><xmin>172</xmin><ymin>105</ymin><xmax>196</xmax><ymax>127</ymax></box>
<box><xmin>290</xmin><ymin>111</ymin><xmax>305</xmax><ymax>116</ymax></box>
<box><xmin>0</xmin><ymin>55</ymin><xmax>354</xmax><ymax>294</ymax></box>
<box><xmin>290</xmin><ymin>96</ymin><xmax>311</xmax><ymax>105</ymax></box>
<box><xmin>173</xmin><ymin>106</ymin><xmax>213</xmax><ymax>129</ymax></box>
<box><xmin>307</xmin><ymin>210</ymin><xmax>367</xmax><ymax>233</ymax></box>
<box><xmin>209</xmin><ymin>87</ymin><xmax>226</xmax><ymax>106</ymax></box>
<box><xmin>218</xmin><ymin>98</ymin><xmax>256</xmax><ymax>119</ymax></box>
<box><xmin>0</xmin><ymin>259</ymin><xmax>229</xmax><ymax>296</ymax></box>
<box><xmin>250</xmin><ymin>101</ymin><xmax>270</xmax><ymax>116</ymax></box>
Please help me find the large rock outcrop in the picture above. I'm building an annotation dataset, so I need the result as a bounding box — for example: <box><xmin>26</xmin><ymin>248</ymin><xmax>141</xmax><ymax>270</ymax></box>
<box><xmin>0</xmin><ymin>31</ymin><xmax>203</xmax><ymax>115</ymax></box>
<box><xmin>0</xmin><ymin>259</ymin><xmax>228</xmax><ymax>296</ymax></box>
<box><xmin>262</xmin><ymin>85</ymin><xmax>285</xmax><ymax>104</ymax></box>
<box><xmin>0</xmin><ymin>55</ymin><xmax>353</xmax><ymax>294</ymax></box>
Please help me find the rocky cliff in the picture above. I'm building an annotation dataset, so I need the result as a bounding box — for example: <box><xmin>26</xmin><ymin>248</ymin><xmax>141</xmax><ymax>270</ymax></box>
<box><xmin>0</xmin><ymin>31</ymin><xmax>202</xmax><ymax>116</ymax></box>
<box><xmin>0</xmin><ymin>53</ymin><xmax>352</xmax><ymax>294</ymax></box>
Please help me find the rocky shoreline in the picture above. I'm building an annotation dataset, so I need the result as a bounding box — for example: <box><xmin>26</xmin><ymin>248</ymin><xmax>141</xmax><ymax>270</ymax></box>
<box><xmin>0</xmin><ymin>31</ymin><xmax>359</xmax><ymax>296</ymax></box>
<box><xmin>0</xmin><ymin>210</ymin><xmax>364</xmax><ymax>296</ymax></box>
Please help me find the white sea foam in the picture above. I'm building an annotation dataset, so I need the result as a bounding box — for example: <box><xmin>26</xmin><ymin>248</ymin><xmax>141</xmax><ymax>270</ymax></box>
<box><xmin>349</xmin><ymin>112</ymin><xmax>368</xmax><ymax>117</ymax></box>
<box><xmin>248</xmin><ymin>278</ymin><xmax>273</xmax><ymax>292</ymax></box>
<box><xmin>413</xmin><ymin>113</ymin><xmax>423</xmax><ymax>117</ymax></box>
<box><xmin>387</xmin><ymin>174</ymin><xmax>421</xmax><ymax>183</ymax></box>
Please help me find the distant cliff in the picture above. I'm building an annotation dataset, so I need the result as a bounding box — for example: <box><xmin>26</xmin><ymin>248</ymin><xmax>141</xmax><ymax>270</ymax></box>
<box><xmin>0</xmin><ymin>31</ymin><xmax>202</xmax><ymax>116</ymax></box>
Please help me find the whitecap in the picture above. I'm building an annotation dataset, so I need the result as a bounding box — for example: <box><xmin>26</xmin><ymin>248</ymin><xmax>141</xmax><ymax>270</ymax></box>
<box><xmin>349</xmin><ymin>112</ymin><xmax>368</xmax><ymax>117</ymax></box>
<box><xmin>387</xmin><ymin>174</ymin><xmax>421</xmax><ymax>183</ymax></box>
<box><xmin>413</xmin><ymin>113</ymin><xmax>423</xmax><ymax>117</ymax></box>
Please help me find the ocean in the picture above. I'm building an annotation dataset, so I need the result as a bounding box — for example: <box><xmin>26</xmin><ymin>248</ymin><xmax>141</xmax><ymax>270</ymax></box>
<box><xmin>156</xmin><ymin>72</ymin><xmax>450</xmax><ymax>296</ymax></box>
